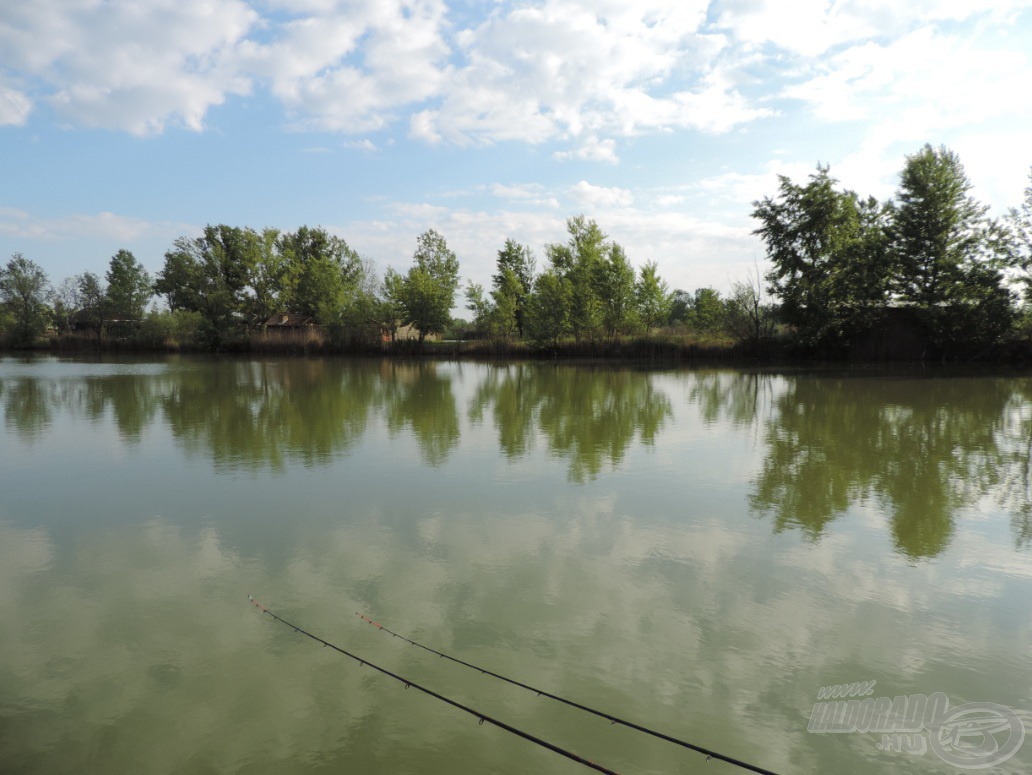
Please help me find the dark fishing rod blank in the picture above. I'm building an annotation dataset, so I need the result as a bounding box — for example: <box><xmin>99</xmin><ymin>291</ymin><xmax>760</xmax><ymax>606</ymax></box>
<box><xmin>357</xmin><ymin>612</ymin><xmax>780</xmax><ymax>775</ymax></box>
<box><xmin>248</xmin><ymin>596</ymin><xmax>621</xmax><ymax>775</ymax></box>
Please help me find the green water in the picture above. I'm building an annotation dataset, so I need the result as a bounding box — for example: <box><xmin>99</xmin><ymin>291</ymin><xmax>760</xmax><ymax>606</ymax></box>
<box><xmin>2</xmin><ymin>356</ymin><xmax>1032</xmax><ymax>774</ymax></box>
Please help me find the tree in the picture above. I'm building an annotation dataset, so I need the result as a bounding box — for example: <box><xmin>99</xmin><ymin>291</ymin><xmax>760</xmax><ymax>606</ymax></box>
<box><xmin>379</xmin><ymin>267</ymin><xmax>407</xmax><ymax>342</ymax></box>
<box><xmin>401</xmin><ymin>229</ymin><xmax>460</xmax><ymax>341</ymax></box>
<box><xmin>493</xmin><ymin>239</ymin><xmax>535</xmax><ymax>337</ymax></box>
<box><xmin>53</xmin><ymin>277</ymin><xmax>79</xmax><ymax>332</ymax></box>
<box><xmin>464</xmin><ymin>281</ymin><xmax>495</xmax><ymax>335</ymax></box>
<box><xmin>546</xmin><ymin>216</ymin><xmax>607</xmax><ymax>340</ymax></box>
<box><xmin>156</xmin><ymin>225</ymin><xmax>256</xmax><ymax>347</ymax></box>
<box><xmin>669</xmin><ymin>289</ymin><xmax>691</xmax><ymax>325</ymax></box>
<box><xmin>725</xmin><ymin>265</ymin><xmax>777</xmax><ymax>346</ymax></box>
<box><xmin>635</xmin><ymin>261</ymin><xmax>672</xmax><ymax>337</ymax></box>
<box><xmin>491</xmin><ymin>266</ymin><xmax>522</xmax><ymax>339</ymax></box>
<box><xmin>526</xmin><ymin>270</ymin><xmax>570</xmax><ymax>348</ymax></box>
<box><xmin>754</xmin><ymin>165</ymin><xmax>892</xmax><ymax>351</ymax></box>
<box><xmin>245</xmin><ymin>227</ymin><xmax>285</xmax><ymax>327</ymax></box>
<box><xmin>594</xmin><ymin>243</ymin><xmax>637</xmax><ymax>339</ymax></box>
<box><xmin>689</xmin><ymin>288</ymin><xmax>725</xmax><ymax>334</ymax></box>
<box><xmin>105</xmin><ymin>249</ymin><xmax>152</xmax><ymax>323</ymax></box>
<box><xmin>278</xmin><ymin>226</ymin><xmax>363</xmax><ymax>323</ymax></box>
<box><xmin>1006</xmin><ymin>167</ymin><xmax>1032</xmax><ymax>300</ymax></box>
<box><xmin>891</xmin><ymin>144</ymin><xmax>1013</xmax><ymax>351</ymax></box>
<box><xmin>154</xmin><ymin>242</ymin><xmax>201</xmax><ymax>313</ymax></box>
<box><xmin>76</xmin><ymin>272</ymin><xmax>107</xmax><ymax>343</ymax></box>
<box><xmin>0</xmin><ymin>254</ymin><xmax>52</xmax><ymax>345</ymax></box>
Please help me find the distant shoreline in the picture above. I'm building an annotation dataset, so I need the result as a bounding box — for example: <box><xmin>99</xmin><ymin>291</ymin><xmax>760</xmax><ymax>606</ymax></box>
<box><xmin>4</xmin><ymin>333</ymin><xmax>1032</xmax><ymax>366</ymax></box>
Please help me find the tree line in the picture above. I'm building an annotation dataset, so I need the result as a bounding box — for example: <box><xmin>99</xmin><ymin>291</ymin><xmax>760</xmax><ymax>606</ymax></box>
<box><xmin>0</xmin><ymin>216</ymin><xmax>707</xmax><ymax>352</ymax></box>
<box><xmin>756</xmin><ymin>145</ymin><xmax>1032</xmax><ymax>357</ymax></box>
<box><xmin>3</xmin><ymin>143</ymin><xmax>1032</xmax><ymax>358</ymax></box>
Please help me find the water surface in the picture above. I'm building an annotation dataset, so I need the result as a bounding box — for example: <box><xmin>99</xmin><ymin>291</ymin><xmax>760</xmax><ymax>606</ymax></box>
<box><xmin>2</xmin><ymin>356</ymin><xmax>1032</xmax><ymax>774</ymax></box>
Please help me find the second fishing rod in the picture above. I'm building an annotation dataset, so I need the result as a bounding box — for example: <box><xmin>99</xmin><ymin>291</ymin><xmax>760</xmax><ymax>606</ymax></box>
<box><xmin>357</xmin><ymin>612</ymin><xmax>779</xmax><ymax>775</ymax></box>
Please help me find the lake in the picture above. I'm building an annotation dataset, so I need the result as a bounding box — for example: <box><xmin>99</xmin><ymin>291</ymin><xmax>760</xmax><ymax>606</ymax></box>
<box><xmin>2</xmin><ymin>356</ymin><xmax>1031</xmax><ymax>774</ymax></box>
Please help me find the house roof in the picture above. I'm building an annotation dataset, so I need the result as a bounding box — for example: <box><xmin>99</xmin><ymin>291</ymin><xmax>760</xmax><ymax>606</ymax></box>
<box><xmin>264</xmin><ymin>313</ymin><xmax>316</xmax><ymax>327</ymax></box>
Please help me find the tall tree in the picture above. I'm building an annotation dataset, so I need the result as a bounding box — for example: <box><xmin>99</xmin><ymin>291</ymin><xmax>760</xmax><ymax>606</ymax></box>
<box><xmin>76</xmin><ymin>272</ymin><xmax>107</xmax><ymax>343</ymax></box>
<box><xmin>156</xmin><ymin>225</ymin><xmax>256</xmax><ymax>346</ymax></box>
<box><xmin>278</xmin><ymin>226</ymin><xmax>363</xmax><ymax>322</ymax></box>
<box><xmin>1007</xmin><ymin>167</ymin><xmax>1032</xmax><ymax>301</ymax></box>
<box><xmin>546</xmin><ymin>216</ymin><xmax>607</xmax><ymax>341</ymax></box>
<box><xmin>245</xmin><ymin>227</ymin><xmax>285</xmax><ymax>327</ymax></box>
<box><xmin>594</xmin><ymin>242</ymin><xmax>637</xmax><ymax>339</ymax></box>
<box><xmin>754</xmin><ymin>165</ymin><xmax>892</xmax><ymax>351</ymax></box>
<box><xmin>0</xmin><ymin>254</ymin><xmax>52</xmax><ymax>345</ymax></box>
<box><xmin>379</xmin><ymin>267</ymin><xmax>407</xmax><ymax>342</ymax></box>
<box><xmin>526</xmin><ymin>270</ymin><xmax>570</xmax><ymax>348</ymax></box>
<box><xmin>402</xmin><ymin>229</ymin><xmax>460</xmax><ymax>341</ymax></box>
<box><xmin>154</xmin><ymin>241</ymin><xmax>201</xmax><ymax>313</ymax></box>
<box><xmin>690</xmin><ymin>288</ymin><xmax>725</xmax><ymax>334</ymax></box>
<box><xmin>891</xmin><ymin>144</ymin><xmax>1013</xmax><ymax>351</ymax></box>
<box><xmin>493</xmin><ymin>239</ymin><xmax>535</xmax><ymax>337</ymax></box>
<box><xmin>635</xmin><ymin>261</ymin><xmax>672</xmax><ymax>337</ymax></box>
<box><xmin>105</xmin><ymin>249</ymin><xmax>152</xmax><ymax>322</ymax></box>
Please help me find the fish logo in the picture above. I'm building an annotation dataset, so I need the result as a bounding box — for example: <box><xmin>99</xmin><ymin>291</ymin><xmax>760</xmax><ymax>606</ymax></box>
<box><xmin>928</xmin><ymin>702</ymin><xmax>1025</xmax><ymax>769</ymax></box>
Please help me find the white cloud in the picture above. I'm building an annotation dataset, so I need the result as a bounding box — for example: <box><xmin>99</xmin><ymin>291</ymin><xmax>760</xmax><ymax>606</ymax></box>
<box><xmin>344</xmin><ymin>139</ymin><xmax>378</xmax><ymax>152</ymax></box>
<box><xmin>0</xmin><ymin>0</ymin><xmax>773</xmax><ymax>144</ymax></box>
<box><xmin>715</xmin><ymin>0</ymin><xmax>1032</xmax><ymax>56</ymax></box>
<box><xmin>0</xmin><ymin>77</ymin><xmax>30</xmax><ymax>125</ymax></box>
<box><xmin>785</xmin><ymin>27</ymin><xmax>1031</xmax><ymax>129</ymax></box>
<box><xmin>553</xmin><ymin>136</ymin><xmax>619</xmax><ymax>164</ymax></box>
<box><xmin>490</xmin><ymin>183</ymin><xmax>560</xmax><ymax>209</ymax></box>
<box><xmin>570</xmin><ymin>181</ymin><xmax>633</xmax><ymax>208</ymax></box>
<box><xmin>0</xmin><ymin>208</ymin><xmax>190</xmax><ymax>243</ymax></box>
<box><xmin>0</xmin><ymin>0</ymin><xmax>257</xmax><ymax>134</ymax></box>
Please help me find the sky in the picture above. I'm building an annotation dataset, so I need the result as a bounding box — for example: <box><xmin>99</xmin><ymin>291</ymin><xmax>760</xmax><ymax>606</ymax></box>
<box><xmin>2</xmin><ymin>0</ymin><xmax>1031</xmax><ymax>301</ymax></box>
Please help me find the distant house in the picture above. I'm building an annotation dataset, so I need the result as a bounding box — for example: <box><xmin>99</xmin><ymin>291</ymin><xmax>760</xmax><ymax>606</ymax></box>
<box><xmin>264</xmin><ymin>313</ymin><xmax>317</xmax><ymax>329</ymax></box>
<box><xmin>382</xmin><ymin>323</ymin><xmax>437</xmax><ymax>342</ymax></box>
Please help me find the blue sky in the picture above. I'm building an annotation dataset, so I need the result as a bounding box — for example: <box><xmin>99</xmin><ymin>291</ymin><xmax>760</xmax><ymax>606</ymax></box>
<box><xmin>2</xmin><ymin>0</ymin><xmax>1031</xmax><ymax>299</ymax></box>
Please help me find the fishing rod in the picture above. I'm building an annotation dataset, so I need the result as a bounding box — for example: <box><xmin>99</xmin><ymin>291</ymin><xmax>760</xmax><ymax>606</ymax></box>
<box><xmin>247</xmin><ymin>596</ymin><xmax>620</xmax><ymax>775</ymax></box>
<box><xmin>357</xmin><ymin>612</ymin><xmax>780</xmax><ymax>775</ymax></box>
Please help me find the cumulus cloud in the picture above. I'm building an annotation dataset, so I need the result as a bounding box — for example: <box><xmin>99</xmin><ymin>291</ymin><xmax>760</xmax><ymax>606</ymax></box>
<box><xmin>0</xmin><ymin>208</ymin><xmax>190</xmax><ymax>243</ymax></box>
<box><xmin>0</xmin><ymin>77</ymin><xmax>31</xmax><ymax>125</ymax></box>
<box><xmin>0</xmin><ymin>0</ymin><xmax>774</xmax><ymax>144</ymax></box>
<box><xmin>0</xmin><ymin>0</ymin><xmax>257</xmax><ymax>134</ymax></box>
<box><xmin>714</xmin><ymin>0</ymin><xmax>1031</xmax><ymax>57</ymax></box>
<box><xmin>553</xmin><ymin>136</ymin><xmax>619</xmax><ymax>164</ymax></box>
<box><xmin>570</xmin><ymin>181</ymin><xmax>633</xmax><ymax>208</ymax></box>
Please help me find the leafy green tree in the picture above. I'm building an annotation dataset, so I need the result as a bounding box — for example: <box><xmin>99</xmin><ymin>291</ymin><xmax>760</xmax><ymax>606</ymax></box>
<box><xmin>635</xmin><ymin>261</ymin><xmax>672</xmax><ymax>337</ymax></box>
<box><xmin>157</xmin><ymin>225</ymin><xmax>256</xmax><ymax>347</ymax></box>
<box><xmin>0</xmin><ymin>254</ymin><xmax>52</xmax><ymax>345</ymax></box>
<box><xmin>154</xmin><ymin>243</ymin><xmax>201</xmax><ymax>313</ymax></box>
<box><xmin>401</xmin><ymin>229</ymin><xmax>460</xmax><ymax>341</ymax></box>
<box><xmin>379</xmin><ymin>267</ymin><xmax>407</xmax><ymax>342</ymax></box>
<box><xmin>668</xmin><ymin>289</ymin><xmax>691</xmax><ymax>325</ymax></box>
<box><xmin>493</xmin><ymin>239</ymin><xmax>535</xmax><ymax>337</ymax></box>
<box><xmin>891</xmin><ymin>144</ymin><xmax>1013</xmax><ymax>351</ymax></box>
<box><xmin>689</xmin><ymin>288</ymin><xmax>725</xmax><ymax>334</ymax></box>
<box><xmin>76</xmin><ymin>272</ymin><xmax>107</xmax><ymax>343</ymax></box>
<box><xmin>526</xmin><ymin>270</ymin><xmax>570</xmax><ymax>347</ymax></box>
<box><xmin>464</xmin><ymin>281</ymin><xmax>495</xmax><ymax>335</ymax></box>
<box><xmin>245</xmin><ymin>227</ymin><xmax>285</xmax><ymax>327</ymax></box>
<box><xmin>1006</xmin><ymin>167</ymin><xmax>1032</xmax><ymax>300</ymax></box>
<box><xmin>546</xmin><ymin>216</ymin><xmax>607</xmax><ymax>341</ymax></box>
<box><xmin>754</xmin><ymin>165</ymin><xmax>892</xmax><ymax>351</ymax></box>
<box><xmin>491</xmin><ymin>266</ymin><xmax>522</xmax><ymax>339</ymax></box>
<box><xmin>278</xmin><ymin>226</ymin><xmax>363</xmax><ymax>323</ymax></box>
<box><xmin>105</xmin><ymin>249</ymin><xmax>152</xmax><ymax>322</ymax></box>
<box><xmin>594</xmin><ymin>243</ymin><xmax>637</xmax><ymax>339</ymax></box>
